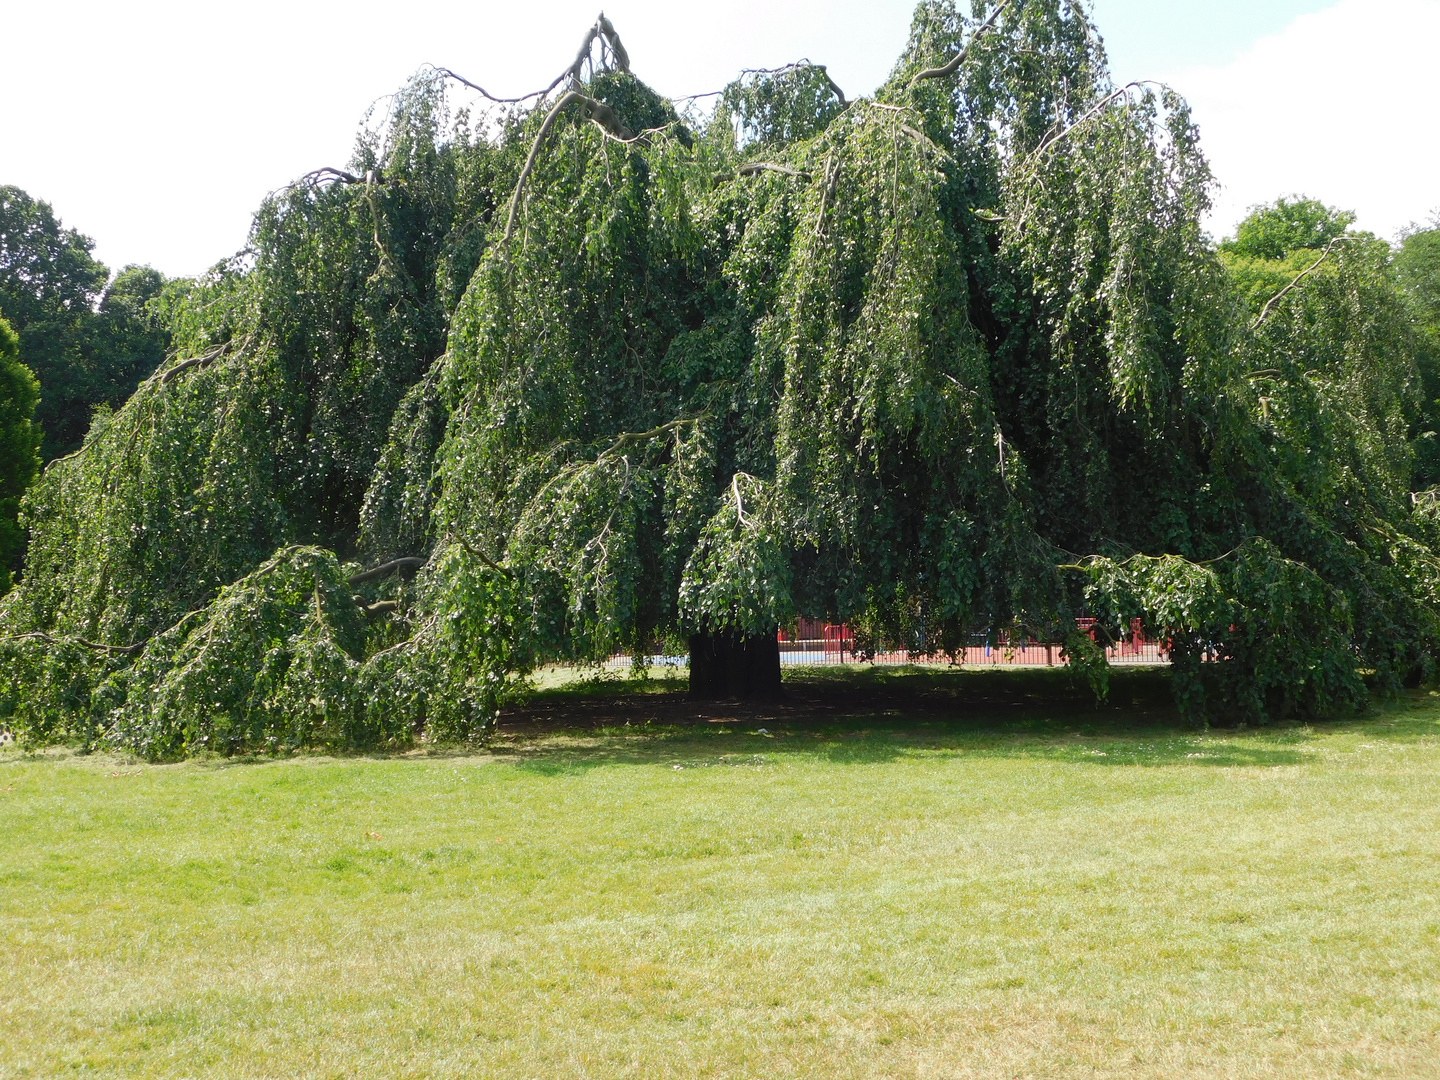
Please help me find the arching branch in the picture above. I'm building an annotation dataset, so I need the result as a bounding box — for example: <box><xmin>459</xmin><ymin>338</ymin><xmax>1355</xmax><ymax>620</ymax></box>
<box><xmin>457</xmin><ymin>536</ymin><xmax>509</xmax><ymax>574</ymax></box>
<box><xmin>504</xmin><ymin>90</ymin><xmax>581</xmax><ymax>247</ymax></box>
<box><xmin>737</xmin><ymin>162</ymin><xmax>813</xmax><ymax>179</ymax></box>
<box><xmin>523</xmin><ymin>416</ymin><xmax>705</xmax><ymax>514</ymax></box>
<box><xmin>672</xmin><ymin>60</ymin><xmax>846</xmax><ymax>110</ymax></box>
<box><xmin>738</xmin><ymin>61</ymin><xmax>847</xmax><ymax>107</ymax></box>
<box><xmin>503</xmin><ymin>89</ymin><xmax>638</xmax><ymax>247</ymax></box>
<box><xmin>1251</xmin><ymin>236</ymin><xmax>1362</xmax><ymax>329</ymax></box>
<box><xmin>154</xmin><ymin>343</ymin><xmax>226</xmax><ymax>385</ymax></box>
<box><xmin>1030</xmin><ymin>81</ymin><xmax>1172</xmax><ymax>159</ymax></box>
<box><xmin>601</xmin><ymin>415</ymin><xmax>704</xmax><ymax>455</ymax></box>
<box><xmin>731</xmin><ymin>472</ymin><xmax>759</xmax><ymax>528</ymax></box>
<box><xmin>347</xmin><ymin>556</ymin><xmax>427</xmax><ymax>587</ymax></box>
<box><xmin>909</xmin><ymin>0</ymin><xmax>1012</xmax><ymax>87</ymax></box>
<box><xmin>281</xmin><ymin>169</ymin><xmax>400</xmax><ymax>275</ymax></box>
<box><xmin>597</xmin><ymin>14</ymin><xmax>630</xmax><ymax>74</ymax></box>
<box><xmin>2</xmin><ymin>632</ymin><xmax>146</xmax><ymax>657</ymax></box>
<box><xmin>574</xmin><ymin>93</ymin><xmax>635</xmax><ymax>142</ymax></box>
<box><xmin>436</xmin><ymin>12</ymin><xmax>629</xmax><ymax>113</ymax></box>
<box><xmin>145</xmin><ymin>334</ymin><xmax>252</xmax><ymax>389</ymax></box>
<box><xmin>435</xmin><ymin>67</ymin><xmax>566</xmax><ymax>106</ymax></box>
<box><xmin>294</xmin><ymin>166</ymin><xmax>386</xmax><ymax>189</ymax></box>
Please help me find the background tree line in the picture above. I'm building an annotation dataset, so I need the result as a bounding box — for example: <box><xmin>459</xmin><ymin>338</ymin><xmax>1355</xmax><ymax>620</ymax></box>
<box><xmin>0</xmin><ymin>185</ymin><xmax>173</xmax><ymax>587</ymax></box>
<box><xmin>0</xmin><ymin>186</ymin><xmax>172</xmax><ymax>462</ymax></box>
<box><xmin>1218</xmin><ymin>196</ymin><xmax>1440</xmax><ymax>488</ymax></box>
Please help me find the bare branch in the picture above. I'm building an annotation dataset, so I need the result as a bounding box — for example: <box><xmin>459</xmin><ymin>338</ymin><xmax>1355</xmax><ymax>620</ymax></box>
<box><xmin>674</xmin><ymin>60</ymin><xmax>847</xmax><ymax>111</ymax></box>
<box><xmin>734</xmin><ymin>61</ymin><xmax>847</xmax><ymax>106</ymax></box>
<box><xmin>574</xmin><ymin>93</ymin><xmax>636</xmax><ymax>142</ymax></box>
<box><xmin>597</xmin><ymin>14</ymin><xmax>630</xmax><ymax>73</ymax></box>
<box><xmin>818</xmin><ymin>66</ymin><xmax>848</xmax><ymax>107</ymax></box>
<box><xmin>908</xmin><ymin>0</ymin><xmax>1011</xmax><ymax>87</ymax></box>
<box><xmin>737</xmin><ymin>162</ymin><xmax>813</xmax><ymax>179</ymax></box>
<box><xmin>435</xmin><ymin>66</ymin><xmax>565</xmax><ymax>106</ymax></box>
<box><xmin>437</xmin><ymin>12</ymin><xmax>629</xmax><ymax>112</ymax></box>
<box><xmin>602</xmin><ymin>415</ymin><xmax>704</xmax><ymax>455</ymax></box>
<box><xmin>156</xmin><ymin>344</ymin><xmax>226</xmax><ymax>385</ymax></box>
<box><xmin>144</xmin><ymin>334</ymin><xmax>252</xmax><ymax>389</ymax></box>
<box><xmin>457</xmin><ymin>536</ymin><xmax>510</xmax><ymax>574</ymax></box>
<box><xmin>567</xmin><ymin>21</ymin><xmax>604</xmax><ymax>83</ymax></box>
<box><xmin>567</xmin><ymin>12</ymin><xmax>631</xmax><ymax>84</ymax></box>
<box><xmin>347</xmin><ymin>556</ymin><xmax>427</xmax><ymax>587</ymax></box>
<box><xmin>898</xmin><ymin>123</ymin><xmax>943</xmax><ymax>154</ymax></box>
<box><xmin>731</xmin><ymin>472</ymin><xmax>758</xmax><ymax>528</ymax></box>
<box><xmin>298</xmin><ymin>167</ymin><xmax>365</xmax><ymax>187</ymax></box>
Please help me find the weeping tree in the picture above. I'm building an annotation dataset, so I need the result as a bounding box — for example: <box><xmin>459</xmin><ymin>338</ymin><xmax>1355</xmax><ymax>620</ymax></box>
<box><xmin>3</xmin><ymin>1</ymin><xmax>1439</xmax><ymax>758</ymax></box>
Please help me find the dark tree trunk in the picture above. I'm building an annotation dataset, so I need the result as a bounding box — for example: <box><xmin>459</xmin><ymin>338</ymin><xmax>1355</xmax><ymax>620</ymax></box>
<box><xmin>688</xmin><ymin>628</ymin><xmax>782</xmax><ymax>701</ymax></box>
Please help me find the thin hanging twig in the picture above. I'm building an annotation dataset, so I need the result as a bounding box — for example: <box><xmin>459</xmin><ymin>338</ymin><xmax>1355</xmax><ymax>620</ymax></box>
<box><xmin>1</xmin><ymin>631</ymin><xmax>146</xmax><ymax>657</ymax></box>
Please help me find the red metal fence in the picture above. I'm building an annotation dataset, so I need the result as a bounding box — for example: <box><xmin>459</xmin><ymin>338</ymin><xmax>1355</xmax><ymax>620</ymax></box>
<box><xmin>776</xmin><ymin>617</ymin><xmax>1168</xmax><ymax>667</ymax></box>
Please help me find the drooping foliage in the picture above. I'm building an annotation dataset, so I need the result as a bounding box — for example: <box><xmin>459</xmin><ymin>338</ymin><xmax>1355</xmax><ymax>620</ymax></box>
<box><xmin>5</xmin><ymin>2</ymin><xmax>1440</xmax><ymax>756</ymax></box>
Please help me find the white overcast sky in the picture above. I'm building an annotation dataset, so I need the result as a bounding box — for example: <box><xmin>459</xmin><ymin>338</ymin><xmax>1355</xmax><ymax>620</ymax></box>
<box><xmin>2</xmin><ymin>0</ymin><xmax>1436</xmax><ymax>279</ymax></box>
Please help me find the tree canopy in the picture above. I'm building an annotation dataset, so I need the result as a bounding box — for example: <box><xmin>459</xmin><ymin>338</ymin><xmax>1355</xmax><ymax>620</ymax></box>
<box><xmin>1398</xmin><ymin>217</ymin><xmax>1440</xmax><ymax>335</ymax></box>
<box><xmin>0</xmin><ymin>316</ymin><xmax>41</xmax><ymax>593</ymax></box>
<box><xmin>0</xmin><ymin>187</ymin><xmax>170</xmax><ymax>459</ymax></box>
<box><xmin>4</xmin><ymin>1</ymin><xmax>1439</xmax><ymax>757</ymax></box>
<box><xmin>1220</xmin><ymin>195</ymin><xmax>1356</xmax><ymax>260</ymax></box>
<box><xmin>1396</xmin><ymin>217</ymin><xmax>1440</xmax><ymax>487</ymax></box>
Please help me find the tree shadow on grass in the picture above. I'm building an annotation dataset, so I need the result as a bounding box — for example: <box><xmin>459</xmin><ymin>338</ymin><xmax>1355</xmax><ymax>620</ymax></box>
<box><xmin>494</xmin><ymin>666</ymin><xmax>1429</xmax><ymax>774</ymax></box>
<box><xmin>503</xmin><ymin>723</ymin><xmax>1311</xmax><ymax>774</ymax></box>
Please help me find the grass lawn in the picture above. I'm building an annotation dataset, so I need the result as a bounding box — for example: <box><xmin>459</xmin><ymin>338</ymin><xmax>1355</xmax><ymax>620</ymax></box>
<box><xmin>2</xmin><ymin>667</ymin><xmax>1439</xmax><ymax>1078</ymax></box>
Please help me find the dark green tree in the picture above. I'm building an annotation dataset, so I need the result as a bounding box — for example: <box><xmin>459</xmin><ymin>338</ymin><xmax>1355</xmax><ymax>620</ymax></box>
<box><xmin>1398</xmin><ymin>218</ymin><xmax>1440</xmax><ymax>331</ymax></box>
<box><xmin>1397</xmin><ymin>219</ymin><xmax>1440</xmax><ymax>487</ymax></box>
<box><xmin>0</xmin><ymin>316</ymin><xmax>41</xmax><ymax>593</ymax></box>
<box><xmin>3</xmin><ymin>4</ymin><xmax>1440</xmax><ymax>758</ymax></box>
<box><xmin>0</xmin><ymin>187</ymin><xmax>169</xmax><ymax>459</ymax></box>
